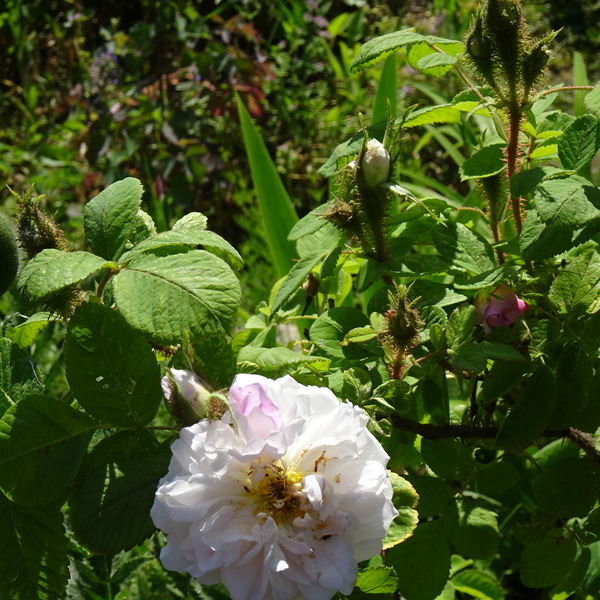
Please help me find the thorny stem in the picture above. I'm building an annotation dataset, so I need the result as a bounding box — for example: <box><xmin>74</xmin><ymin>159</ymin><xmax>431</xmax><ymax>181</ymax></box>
<box><xmin>535</xmin><ymin>85</ymin><xmax>594</xmax><ymax>99</ymax></box>
<box><xmin>567</xmin><ymin>428</ymin><xmax>600</xmax><ymax>470</ymax></box>
<box><xmin>506</xmin><ymin>104</ymin><xmax>523</xmax><ymax>234</ymax></box>
<box><xmin>391</xmin><ymin>416</ymin><xmax>600</xmax><ymax>466</ymax></box>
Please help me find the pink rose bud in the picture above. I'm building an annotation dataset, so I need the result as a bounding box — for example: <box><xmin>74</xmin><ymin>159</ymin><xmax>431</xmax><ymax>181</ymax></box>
<box><xmin>361</xmin><ymin>139</ymin><xmax>390</xmax><ymax>187</ymax></box>
<box><xmin>475</xmin><ymin>284</ymin><xmax>528</xmax><ymax>334</ymax></box>
<box><xmin>162</xmin><ymin>368</ymin><xmax>210</xmax><ymax>419</ymax></box>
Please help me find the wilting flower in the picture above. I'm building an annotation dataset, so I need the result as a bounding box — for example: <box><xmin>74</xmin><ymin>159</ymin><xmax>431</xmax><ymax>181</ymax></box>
<box><xmin>475</xmin><ymin>284</ymin><xmax>528</xmax><ymax>334</ymax></box>
<box><xmin>361</xmin><ymin>139</ymin><xmax>390</xmax><ymax>187</ymax></box>
<box><xmin>152</xmin><ymin>374</ymin><xmax>397</xmax><ymax>600</ymax></box>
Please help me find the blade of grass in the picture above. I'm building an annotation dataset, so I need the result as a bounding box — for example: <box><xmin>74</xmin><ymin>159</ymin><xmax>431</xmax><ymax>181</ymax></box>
<box><xmin>372</xmin><ymin>54</ymin><xmax>397</xmax><ymax>124</ymax></box>
<box><xmin>237</xmin><ymin>94</ymin><xmax>298</xmax><ymax>279</ymax></box>
<box><xmin>573</xmin><ymin>51</ymin><xmax>593</xmax><ymax>182</ymax></box>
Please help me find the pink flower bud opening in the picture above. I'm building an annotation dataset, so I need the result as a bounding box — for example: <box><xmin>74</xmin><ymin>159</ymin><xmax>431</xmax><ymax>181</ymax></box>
<box><xmin>475</xmin><ymin>284</ymin><xmax>528</xmax><ymax>334</ymax></box>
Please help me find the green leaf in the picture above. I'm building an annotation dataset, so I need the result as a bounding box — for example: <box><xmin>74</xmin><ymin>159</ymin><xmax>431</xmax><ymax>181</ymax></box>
<box><xmin>18</xmin><ymin>249</ymin><xmax>114</xmax><ymax>301</ymax></box>
<box><xmin>127</xmin><ymin>209</ymin><xmax>156</xmax><ymax>248</ymax></box>
<box><xmin>65</xmin><ymin>302</ymin><xmax>162</xmax><ymax>427</ymax></box>
<box><xmin>69</xmin><ymin>430</ymin><xmax>170</xmax><ymax>554</ymax></box>
<box><xmin>356</xmin><ymin>565</ymin><xmax>399</xmax><ymax>594</ymax></box>
<box><xmin>482</xmin><ymin>360</ymin><xmax>528</xmax><ymax>403</ymax></box>
<box><xmin>342</xmin><ymin>326</ymin><xmax>378</xmax><ymax>345</ymax></box>
<box><xmin>310</xmin><ymin>307</ymin><xmax>382</xmax><ymax>361</ymax></box>
<box><xmin>403</xmin><ymin>104</ymin><xmax>462</xmax><ymax>128</ymax></box>
<box><xmin>433</xmin><ymin>222</ymin><xmax>494</xmax><ymax>274</ymax></box>
<box><xmin>451</xmin><ymin>570</ymin><xmax>503</xmax><ymax>600</ymax></box>
<box><xmin>0</xmin><ymin>492</ymin><xmax>69</xmax><ymax>599</ymax></box>
<box><xmin>119</xmin><ymin>230</ymin><xmax>244</xmax><ymax>270</ymax></box>
<box><xmin>448</xmin><ymin>343</ymin><xmax>488</xmax><ymax>372</ymax></box>
<box><xmin>296</xmin><ymin>221</ymin><xmax>340</xmax><ymax>258</ymax></box>
<box><xmin>478</xmin><ymin>341</ymin><xmax>526</xmax><ymax>362</ymax></box>
<box><xmin>350</xmin><ymin>29</ymin><xmax>423</xmax><ymax>72</ymax></box>
<box><xmin>532</xmin><ymin>457</ymin><xmax>600</xmax><ymax>518</ymax></box>
<box><xmin>0</xmin><ymin>395</ymin><xmax>95</xmax><ymax>505</ymax></box>
<box><xmin>113</xmin><ymin>249</ymin><xmax>241</xmax><ymax>344</ymax></box>
<box><xmin>0</xmin><ymin>337</ymin><xmax>43</xmax><ymax>417</ymax></box>
<box><xmin>443</xmin><ymin>498</ymin><xmax>499</xmax><ymax>560</ymax></box>
<box><xmin>236</xmin><ymin>346</ymin><xmax>329</xmax><ymax>376</ymax></box>
<box><xmin>558</xmin><ymin>115</ymin><xmax>600</xmax><ymax>170</ymax></box>
<box><xmin>287</xmin><ymin>205</ymin><xmax>328</xmax><ymax>241</ymax></box>
<box><xmin>412</xmin><ymin>280</ymin><xmax>468</xmax><ymax>309</ymax></box>
<box><xmin>460</xmin><ymin>145</ymin><xmax>506</xmax><ymax>181</ymax></box>
<box><xmin>454</xmin><ymin>264</ymin><xmax>519</xmax><ymax>291</ymax></box>
<box><xmin>342</xmin><ymin>367</ymin><xmax>372</xmax><ymax>405</ymax></box>
<box><xmin>549</xmin><ymin>342</ymin><xmax>593</xmax><ymax>429</ymax></box>
<box><xmin>383</xmin><ymin>508</ymin><xmax>420</xmax><ymax>551</ymax></box>
<box><xmin>473</xmin><ymin>461</ymin><xmax>519</xmax><ymax>495</ymax></box>
<box><xmin>171</xmin><ymin>211</ymin><xmax>208</xmax><ymax>232</ymax></box>
<box><xmin>407</xmin><ymin>40</ymin><xmax>463</xmax><ymax>77</ymax></box>
<box><xmin>175</xmin><ymin>325</ymin><xmax>236</xmax><ymax>390</ymax></box>
<box><xmin>510</xmin><ymin>166</ymin><xmax>567</xmax><ymax>198</ymax></box>
<box><xmin>519</xmin><ymin>206</ymin><xmax>599</xmax><ymax>260</ymax></box>
<box><xmin>404</xmin><ymin>475</ymin><xmax>454</xmax><ymax>519</ymax></box>
<box><xmin>584</xmin><ymin>83</ymin><xmax>600</xmax><ymax>119</ymax></box>
<box><xmin>581</xmin><ymin>540</ymin><xmax>600</xmax><ymax>595</ymax></box>
<box><xmin>549</xmin><ymin>545</ymin><xmax>591</xmax><ymax>600</ymax></box>
<box><xmin>11</xmin><ymin>312</ymin><xmax>58</xmax><ymax>349</ymax></box>
<box><xmin>520</xmin><ymin>532</ymin><xmax>578</xmax><ymax>588</ymax></box>
<box><xmin>415</xmin><ymin>52</ymin><xmax>457</xmax><ymax>75</ymax></box>
<box><xmin>270</xmin><ymin>251</ymin><xmax>326</xmax><ymax>318</ymax></box>
<box><xmin>387</xmin><ymin>520</ymin><xmax>451</xmax><ymax>600</ymax></box>
<box><xmin>237</xmin><ymin>95</ymin><xmax>297</xmax><ymax>278</ymax></box>
<box><xmin>421</xmin><ymin>438</ymin><xmax>475</xmax><ymax>480</ymax></box>
<box><xmin>495</xmin><ymin>364</ymin><xmax>556</xmax><ymax>450</ymax></box>
<box><xmin>84</xmin><ymin>177</ymin><xmax>144</xmax><ymax>261</ymax></box>
<box><xmin>549</xmin><ymin>251</ymin><xmax>600</xmax><ymax>314</ymax></box>
<box><xmin>320</xmin><ymin>246</ymin><xmax>342</xmax><ymax>279</ymax></box>
<box><xmin>446</xmin><ymin>304</ymin><xmax>476</xmax><ymax>347</ymax></box>
<box><xmin>533</xmin><ymin>177</ymin><xmax>600</xmax><ymax>229</ymax></box>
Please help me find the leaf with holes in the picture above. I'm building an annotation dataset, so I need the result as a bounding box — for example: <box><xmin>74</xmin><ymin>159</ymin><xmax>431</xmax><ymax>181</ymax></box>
<box><xmin>65</xmin><ymin>302</ymin><xmax>162</xmax><ymax>427</ymax></box>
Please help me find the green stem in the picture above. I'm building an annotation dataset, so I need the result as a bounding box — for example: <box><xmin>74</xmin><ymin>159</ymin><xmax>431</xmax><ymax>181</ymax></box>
<box><xmin>96</xmin><ymin>268</ymin><xmax>118</xmax><ymax>302</ymax></box>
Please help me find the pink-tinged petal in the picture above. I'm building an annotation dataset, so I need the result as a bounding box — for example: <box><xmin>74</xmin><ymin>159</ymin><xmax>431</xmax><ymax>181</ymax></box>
<box><xmin>230</xmin><ymin>379</ymin><xmax>284</xmax><ymax>439</ymax></box>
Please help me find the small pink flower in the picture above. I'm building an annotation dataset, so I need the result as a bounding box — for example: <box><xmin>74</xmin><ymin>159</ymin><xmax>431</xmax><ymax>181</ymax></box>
<box><xmin>475</xmin><ymin>284</ymin><xmax>528</xmax><ymax>334</ymax></box>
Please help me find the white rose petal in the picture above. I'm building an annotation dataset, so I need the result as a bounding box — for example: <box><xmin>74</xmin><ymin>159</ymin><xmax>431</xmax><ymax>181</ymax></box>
<box><xmin>152</xmin><ymin>374</ymin><xmax>397</xmax><ymax>600</ymax></box>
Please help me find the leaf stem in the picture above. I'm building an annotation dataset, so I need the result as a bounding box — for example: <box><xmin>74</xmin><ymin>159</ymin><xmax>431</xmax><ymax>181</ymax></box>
<box><xmin>96</xmin><ymin>268</ymin><xmax>119</xmax><ymax>302</ymax></box>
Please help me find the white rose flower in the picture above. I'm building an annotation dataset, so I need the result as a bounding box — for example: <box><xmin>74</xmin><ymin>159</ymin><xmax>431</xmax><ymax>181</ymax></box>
<box><xmin>361</xmin><ymin>139</ymin><xmax>390</xmax><ymax>187</ymax></box>
<box><xmin>151</xmin><ymin>373</ymin><xmax>397</xmax><ymax>600</ymax></box>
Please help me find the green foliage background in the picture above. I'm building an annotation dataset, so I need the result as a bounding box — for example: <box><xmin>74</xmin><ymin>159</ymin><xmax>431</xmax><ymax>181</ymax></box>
<box><xmin>3</xmin><ymin>1</ymin><xmax>600</xmax><ymax>600</ymax></box>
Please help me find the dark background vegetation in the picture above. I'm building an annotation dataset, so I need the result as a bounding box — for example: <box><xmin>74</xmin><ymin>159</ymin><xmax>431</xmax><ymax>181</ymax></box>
<box><xmin>1</xmin><ymin>0</ymin><xmax>598</xmax><ymax>309</ymax></box>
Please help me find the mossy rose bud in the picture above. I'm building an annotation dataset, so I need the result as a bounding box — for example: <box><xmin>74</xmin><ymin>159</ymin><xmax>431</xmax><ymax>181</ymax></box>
<box><xmin>162</xmin><ymin>368</ymin><xmax>210</xmax><ymax>424</ymax></box>
<box><xmin>361</xmin><ymin>139</ymin><xmax>390</xmax><ymax>187</ymax></box>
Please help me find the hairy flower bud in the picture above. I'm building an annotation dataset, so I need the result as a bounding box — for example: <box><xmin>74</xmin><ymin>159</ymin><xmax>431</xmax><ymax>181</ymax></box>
<box><xmin>162</xmin><ymin>368</ymin><xmax>210</xmax><ymax>425</ymax></box>
<box><xmin>475</xmin><ymin>284</ymin><xmax>528</xmax><ymax>334</ymax></box>
<box><xmin>361</xmin><ymin>139</ymin><xmax>390</xmax><ymax>187</ymax></box>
